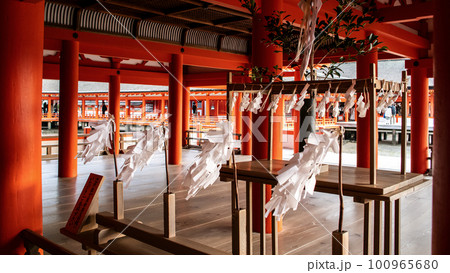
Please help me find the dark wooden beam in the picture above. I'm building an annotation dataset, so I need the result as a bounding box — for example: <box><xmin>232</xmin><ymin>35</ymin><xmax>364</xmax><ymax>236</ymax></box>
<box><xmin>178</xmin><ymin>0</ymin><xmax>252</xmax><ymax>19</ymax></box>
<box><xmin>376</xmin><ymin>1</ymin><xmax>433</xmax><ymax>24</ymax></box>
<box><xmin>212</xmin><ymin>16</ymin><xmax>249</xmax><ymax>26</ymax></box>
<box><xmin>164</xmin><ymin>5</ymin><xmax>204</xmax><ymax>16</ymax></box>
<box><xmin>105</xmin><ymin>0</ymin><xmax>250</xmax><ymax>34</ymax></box>
<box><xmin>79</xmin><ymin>0</ymin><xmax>98</xmax><ymax>9</ymax></box>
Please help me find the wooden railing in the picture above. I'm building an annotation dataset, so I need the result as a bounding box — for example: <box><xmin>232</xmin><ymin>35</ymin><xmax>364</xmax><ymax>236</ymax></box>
<box><xmin>41</xmin><ymin>133</ymin><xmax>138</xmax><ymax>160</ymax></box>
<box><xmin>20</xmin><ymin>229</ymin><xmax>75</xmax><ymax>255</ymax></box>
<box><xmin>185</xmin><ymin>130</ymin><xmax>241</xmax><ymax>152</ymax></box>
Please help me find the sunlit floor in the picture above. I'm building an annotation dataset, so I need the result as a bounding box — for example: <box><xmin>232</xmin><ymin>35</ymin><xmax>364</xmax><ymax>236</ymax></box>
<box><xmin>42</xmin><ymin>147</ymin><xmax>431</xmax><ymax>255</ymax></box>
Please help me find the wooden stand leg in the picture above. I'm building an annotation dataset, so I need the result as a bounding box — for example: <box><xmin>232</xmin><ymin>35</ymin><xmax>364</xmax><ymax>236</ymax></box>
<box><xmin>271</xmin><ymin>213</ymin><xmax>278</xmax><ymax>255</ymax></box>
<box><xmin>113</xmin><ymin>180</ymin><xmax>124</xmax><ymax>220</ymax></box>
<box><xmin>395</xmin><ymin>199</ymin><xmax>401</xmax><ymax>255</ymax></box>
<box><xmin>246</xmin><ymin>182</ymin><xmax>253</xmax><ymax>255</ymax></box>
<box><xmin>260</xmin><ymin>184</ymin><xmax>266</xmax><ymax>255</ymax></box>
<box><xmin>332</xmin><ymin>230</ymin><xmax>349</xmax><ymax>255</ymax></box>
<box><xmin>374</xmin><ymin>200</ymin><xmax>382</xmax><ymax>255</ymax></box>
<box><xmin>164</xmin><ymin>192</ymin><xmax>176</xmax><ymax>238</ymax></box>
<box><xmin>232</xmin><ymin>208</ymin><xmax>247</xmax><ymax>255</ymax></box>
<box><xmin>364</xmin><ymin>201</ymin><xmax>373</xmax><ymax>255</ymax></box>
<box><xmin>384</xmin><ymin>201</ymin><xmax>392</xmax><ymax>255</ymax></box>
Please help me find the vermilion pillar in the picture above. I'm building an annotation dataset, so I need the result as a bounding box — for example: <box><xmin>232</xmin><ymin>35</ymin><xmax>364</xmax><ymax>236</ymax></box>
<box><xmin>168</xmin><ymin>54</ymin><xmax>183</xmax><ymax>165</ymax></box>
<box><xmin>356</xmin><ymin>50</ymin><xmax>378</xmax><ymax>168</ymax></box>
<box><xmin>433</xmin><ymin>0</ymin><xmax>450</xmax><ymax>254</ymax></box>
<box><xmin>242</xmin><ymin>110</ymin><xmax>252</xmax><ymax>155</ymax></box>
<box><xmin>410</xmin><ymin>66</ymin><xmax>429</xmax><ymax>174</ymax></box>
<box><xmin>109</xmin><ymin>74</ymin><xmax>121</xmax><ymax>154</ymax></box>
<box><xmin>48</xmin><ymin>99</ymin><xmax>53</xmax><ymax>118</ymax></box>
<box><xmin>0</xmin><ymin>0</ymin><xmax>44</xmax><ymax>254</ymax></box>
<box><xmin>251</xmin><ymin>0</ymin><xmax>283</xmax><ymax>233</ymax></box>
<box><xmin>182</xmin><ymin>86</ymin><xmax>190</xmax><ymax>147</ymax></box>
<box><xmin>293</xmin><ymin>68</ymin><xmax>302</xmax><ymax>153</ymax></box>
<box><xmin>58</xmin><ymin>40</ymin><xmax>79</xmax><ymax>178</ymax></box>
<box><xmin>160</xmin><ymin>99</ymin><xmax>166</xmax><ymax>118</ymax></box>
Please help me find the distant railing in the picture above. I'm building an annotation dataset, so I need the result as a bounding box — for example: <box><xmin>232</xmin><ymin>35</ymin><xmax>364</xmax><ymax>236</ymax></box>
<box><xmin>41</xmin><ymin>132</ymin><xmax>138</xmax><ymax>160</ymax></box>
<box><xmin>185</xmin><ymin>129</ymin><xmax>241</xmax><ymax>152</ymax></box>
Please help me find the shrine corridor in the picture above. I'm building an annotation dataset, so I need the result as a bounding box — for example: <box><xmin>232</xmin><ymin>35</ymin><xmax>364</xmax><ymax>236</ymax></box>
<box><xmin>42</xmin><ymin>150</ymin><xmax>431</xmax><ymax>255</ymax></box>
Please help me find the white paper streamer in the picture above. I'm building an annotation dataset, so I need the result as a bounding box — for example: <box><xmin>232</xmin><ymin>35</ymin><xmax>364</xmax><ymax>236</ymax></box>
<box><xmin>231</xmin><ymin>93</ymin><xmax>238</xmax><ymax>112</ymax></box>
<box><xmin>356</xmin><ymin>95</ymin><xmax>370</xmax><ymax>118</ymax></box>
<box><xmin>247</xmin><ymin>91</ymin><xmax>263</xmax><ymax>114</ymax></box>
<box><xmin>316</xmin><ymin>84</ymin><xmax>331</xmax><ymax>118</ymax></box>
<box><xmin>285</xmin><ymin>94</ymin><xmax>298</xmax><ymax>114</ymax></box>
<box><xmin>376</xmin><ymin>89</ymin><xmax>392</xmax><ymax>114</ymax></box>
<box><xmin>183</xmin><ymin>121</ymin><xmax>240</xmax><ymax>199</ymax></box>
<box><xmin>267</xmin><ymin>92</ymin><xmax>283</xmax><ymax>112</ymax></box>
<box><xmin>79</xmin><ymin>115</ymin><xmax>115</xmax><ymax>164</ymax></box>
<box><xmin>117</xmin><ymin>125</ymin><xmax>168</xmax><ymax>186</ymax></box>
<box><xmin>332</xmin><ymin>99</ymin><xmax>340</xmax><ymax>118</ymax></box>
<box><xmin>240</xmin><ymin>93</ymin><xmax>251</xmax><ymax>111</ymax></box>
<box><xmin>265</xmin><ymin>129</ymin><xmax>339</xmax><ymax>220</ymax></box>
<box><xmin>343</xmin><ymin>80</ymin><xmax>357</xmax><ymax>113</ymax></box>
<box><xmin>294</xmin><ymin>83</ymin><xmax>310</xmax><ymax>111</ymax></box>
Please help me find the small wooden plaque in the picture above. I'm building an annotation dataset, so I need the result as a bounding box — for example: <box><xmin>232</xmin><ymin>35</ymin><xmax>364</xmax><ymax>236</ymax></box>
<box><xmin>65</xmin><ymin>173</ymin><xmax>105</xmax><ymax>234</ymax></box>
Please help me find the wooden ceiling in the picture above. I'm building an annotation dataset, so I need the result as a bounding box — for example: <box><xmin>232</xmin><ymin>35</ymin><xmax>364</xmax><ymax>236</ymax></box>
<box><xmin>47</xmin><ymin>0</ymin><xmax>253</xmax><ymax>38</ymax></box>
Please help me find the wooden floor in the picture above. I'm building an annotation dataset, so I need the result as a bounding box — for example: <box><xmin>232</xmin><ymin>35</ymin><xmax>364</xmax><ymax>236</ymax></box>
<box><xmin>42</xmin><ymin>149</ymin><xmax>432</xmax><ymax>255</ymax></box>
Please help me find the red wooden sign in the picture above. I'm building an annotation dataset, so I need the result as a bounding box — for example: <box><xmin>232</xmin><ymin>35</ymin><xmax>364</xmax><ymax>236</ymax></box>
<box><xmin>65</xmin><ymin>173</ymin><xmax>105</xmax><ymax>234</ymax></box>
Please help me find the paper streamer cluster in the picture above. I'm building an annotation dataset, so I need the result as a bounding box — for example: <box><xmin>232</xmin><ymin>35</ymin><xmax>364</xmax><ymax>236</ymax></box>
<box><xmin>343</xmin><ymin>80</ymin><xmax>357</xmax><ymax>114</ymax></box>
<box><xmin>265</xmin><ymin>129</ymin><xmax>339</xmax><ymax>220</ymax></box>
<box><xmin>79</xmin><ymin>115</ymin><xmax>115</xmax><ymax>164</ymax></box>
<box><xmin>240</xmin><ymin>93</ymin><xmax>251</xmax><ymax>111</ymax></box>
<box><xmin>295</xmin><ymin>0</ymin><xmax>322</xmax><ymax>78</ymax></box>
<box><xmin>117</xmin><ymin>125</ymin><xmax>168</xmax><ymax>186</ymax></box>
<box><xmin>356</xmin><ymin>95</ymin><xmax>370</xmax><ymax>118</ymax></box>
<box><xmin>316</xmin><ymin>84</ymin><xmax>331</xmax><ymax>118</ymax></box>
<box><xmin>247</xmin><ymin>91</ymin><xmax>263</xmax><ymax>113</ymax></box>
<box><xmin>183</xmin><ymin>121</ymin><xmax>240</xmax><ymax>199</ymax></box>
<box><xmin>376</xmin><ymin>83</ymin><xmax>401</xmax><ymax>114</ymax></box>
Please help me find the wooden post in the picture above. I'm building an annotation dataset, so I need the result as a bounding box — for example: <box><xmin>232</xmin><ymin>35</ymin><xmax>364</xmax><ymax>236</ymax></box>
<box><xmin>401</xmin><ymin>71</ymin><xmax>408</xmax><ymax>175</ymax></box>
<box><xmin>232</xmin><ymin>208</ymin><xmax>246</xmax><ymax>255</ymax></box>
<box><xmin>246</xmin><ymin>181</ymin><xmax>253</xmax><ymax>255</ymax></box>
<box><xmin>163</xmin><ymin>192</ymin><xmax>176</xmax><ymax>238</ymax></box>
<box><xmin>332</xmin><ymin>127</ymin><xmax>349</xmax><ymax>255</ymax></box>
<box><xmin>384</xmin><ymin>201</ymin><xmax>392</xmax><ymax>254</ymax></box>
<box><xmin>374</xmin><ymin>200</ymin><xmax>382</xmax><ymax>255</ymax></box>
<box><xmin>363</xmin><ymin>201</ymin><xmax>372</xmax><ymax>255</ymax></box>
<box><xmin>369</xmin><ymin>64</ymin><xmax>377</xmax><ymax>185</ymax></box>
<box><xmin>394</xmin><ymin>199</ymin><xmax>401</xmax><ymax>255</ymax></box>
<box><xmin>271</xmin><ymin>199</ymin><xmax>278</xmax><ymax>255</ymax></box>
<box><xmin>113</xmin><ymin>180</ymin><xmax>124</xmax><ymax>220</ymax></box>
<box><xmin>332</xmin><ymin>230</ymin><xmax>349</xmax><ymax>255</ymax></box>
<box><xmin>260</xmin><ymin>184</ymin><xmax>266</xmax><ymax>255</ymax></box>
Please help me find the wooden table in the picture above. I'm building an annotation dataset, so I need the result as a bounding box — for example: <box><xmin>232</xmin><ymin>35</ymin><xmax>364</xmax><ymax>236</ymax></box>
<box><xmin>220</xmin><ymin>159</ymin><xmax>430</xmax><ymax>255</ymax></box>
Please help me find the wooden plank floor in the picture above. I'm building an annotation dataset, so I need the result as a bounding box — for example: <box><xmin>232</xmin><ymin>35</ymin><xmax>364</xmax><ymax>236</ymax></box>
<box><xmin>42</xmin><ymin>149</ymin><xmax>432</xmax><ymax>255</ymax></box>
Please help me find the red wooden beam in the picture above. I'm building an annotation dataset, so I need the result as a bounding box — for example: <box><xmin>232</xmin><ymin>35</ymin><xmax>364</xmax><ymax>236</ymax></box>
<box><xmin>405</xmin><ymin>58</ymin><xmax>433</xmax><ymax>70</ymax></box>
<box><xmin>43</xmin><ymin>63</ymin><xmax>169</xmax><ymax>85</ymax></box>
<box><xmin>375</xmin><ymin>1</ymin><xmax>433</xmax><ymax>24</ymax></box>
<box><xmin>184</xmin><ymin>72</ymin><xmax>228</xmax><ymax>87</ymax></box>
